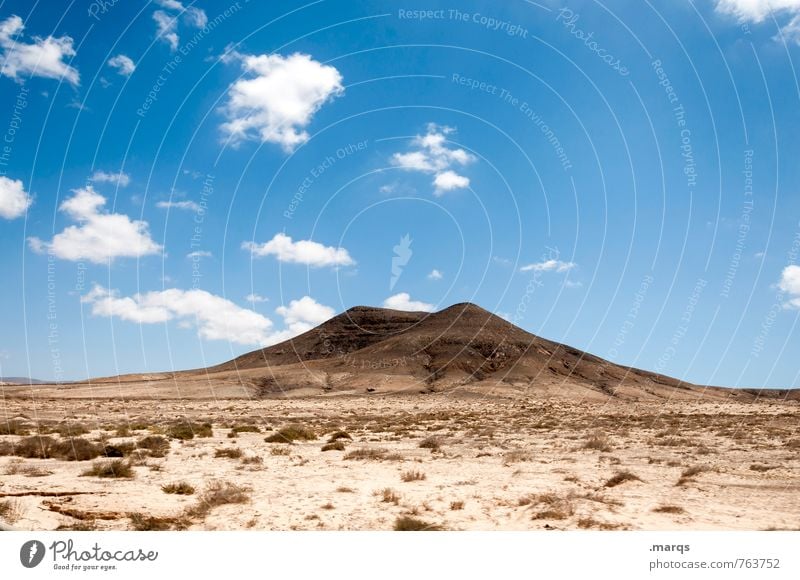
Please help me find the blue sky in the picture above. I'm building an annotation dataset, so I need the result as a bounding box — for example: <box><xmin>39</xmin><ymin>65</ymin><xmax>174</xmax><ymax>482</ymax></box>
<box><xmin>1</xmin><ymin>0</ymin><xmax>800</xmax><ymax>388</ymax></box>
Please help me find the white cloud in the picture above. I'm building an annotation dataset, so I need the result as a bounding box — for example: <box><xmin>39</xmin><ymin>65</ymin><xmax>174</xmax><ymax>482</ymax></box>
<box><xmin>275</xmin><ymin>296</ymin><xmax>335</xmax><ymax>336</ymax></box>
<box><xmin>246</xmin><ymin>293</ymin><xmax>268</xmax><ymax>303</ymax></box>
<box><xmin>82</xmin><ymin>285</ymin><xmax>333</xmax><ymax>346</ymax></box>
<box><xmin>427</xmin><ymin>269</ymin><xmax>443</xmax><ymax>280</ymax></box>
<box><xmin>520</xmin><ymin>259</ymin><xmax>576</xmax><ymax>273</ymax></box>
<box><xmin>156</xmin><ymin>200</ymin><xmax>200</xmax><ymax>212</ymax></box>
<box><xmin>391</xmin><ymin>124</ymin><xmax>475</xmax><ymax>193</ymax></box>
<box><xmin>433</xmin><ymin>170</ymin><xmax>470</xmax><ymax>194</ymax></box>
<box><xmin>91</xmin><ymin>170</ymin><xmax>130</xmax><ymax>187</ymax></box>
<box><xmin>564</xmin><ymin>280</ymin><xmax>583</xmax><ymax>288</ymax></box>
<box><xmin>28</xmin><ymin>186</ymin><xmax>162</xmax><ymax>263</ymax></box>
<box><xmin>243</xmin><ymin>232</ymin><xmax>355</xmax><ymax>268</ymax></box>
<box><xmin>779</xmin><ymin>265</ymin><xmax>800</xmax><ymax>308</ymax></box>
<box><xmin>152</xmin><ymin>1</ymin><xmax>207</xmax><ymax>50</ymax></box>
<box><xmin>715</xmin><ymin>0</ymin><xmax>800</xmax><ymax>42</ymax></box>
<box><xmin>186</xmin><ymin>250</ymin><xmax>211</xmax><ymax>259</ymax></box>
<box><xmin>0</xmin><ymin>15</ymin><xmax>79</xmax><ymax>85</ymax></box>
<box><xmin>715</xmin><ymin>0</ymin><xmax>800</xmax><ymax>21</ymax></box>
<box><xmin>383</xmin><ymin>292</ymin><xmax>434</xmax><ymax>312</ymax></box>
<box><xmin>0</xmin><ymin>176</ymin><xmax>32</xmax><ymax>219</ymax></box>
<box><xmin>220</xmin><ymin>52</ymin><xmax>344</xmax><ymax>151</ymax></box>
<box><xmin>153</xmin><ymin>11</ymin><xmax>179</xmax><ymax>50</ymax></box>
<box><xmin>107</xmin><ymin>54</ymin><xmax>135</xmax><ymax>76</ymax></box>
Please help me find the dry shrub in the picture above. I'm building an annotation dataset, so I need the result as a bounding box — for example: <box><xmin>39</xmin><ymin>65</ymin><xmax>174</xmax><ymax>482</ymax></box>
<box><xmin>327</xmin><ymin>431</ymin><xmax>352</xmax><ymax>443</ymax></box>
<box><xmin>161</xmin><ymin>481</ymin><xmax>195</xmax><ymax>495</ymax></box>
<box><xmin>231</xmin><ymin>425</ymin><xmax>260</xmax><ymax>434</ymax></box>
<box><xmin>81</xmin><ymin>459</ymin><xmax>134</xmax><ymax>478</ymax></box>
<box><xmin>521</xmin><ymin>493</ymin><xmax>575</xmax><ymax>520</ymax></box>
<box><xmin>450</xmin><ymin>500</ymin><xmax>465</xmax><ymax>511</ymax></box>
<box><xmin>401</xmin><ymin>469</ymin><xmax>426</xmax><ymax>482</ymax></box>
<box><xmin>0</xmin><ymin>499</ymin><xmax>22</xmax><ymax>523</ymax></box>
<box><xmin>604</xmin><ymin>471</ymin><xmax>642</xmax><ymax>488</ymax></box>
<box><xmin>214</xmin><ymin>447</ymin><xmax>243</xmax><ymax>459</ymax></box>
<box><xmin>377</xmin><ymin>488</ymin><xmax>401</xmax><ymax>504</ymax></box>
<box><xmin>186</xmin><ymin>481</ymin><xmax>251</xmax><ymax>518</ymax></box>
<box><xmin>321</xmin><ymin>441</ymin><xmax>346</xmax><ymax>452</ymax></box>
<box><xmin>344</xmin><ymin>447</ymin><xmax>389</xmax><ymax>461</ymax></box>
<box><xmin>264</xmin><ymin>425</ymin><xmax>316</xmax><ymax>443</ymax></box>
<box><xmin>270</xmin><ymin>446</ymin><xmax>291</xmax><ymax>456</ymax></box>
<box><xmin>653</xmin><ymin>505</ymin><xmax>685</xmax><ymax>514</ymax></box>
<box><xmin>581</xmin><ymin>435</ymin><xmax>612</xmax><ymax>452</ymax></box>
<box><xmin>419</xmin><ymin>436</ymin><xmax>442</xmax><ymax>451</ymax></box>
<box><xmin>167</xmin><ymin>422</ymin><xmax>212</xmax><ymax>440</ymax></box>
<box><xmin>394</xmin><ymin>516</ymin><xmax>443</xmax><ymax>531</ymax></box>
<box><xmin>136</xmin><ymin>435</ymin><xmax>170</xmax><ymax>457</ymax></box>
<box><xmin>677</xmin><ymin>465</ymin><xmax>710</xmax><ymax>486</ymax></box>
<box><xmin>0</xmin><ymin>420</ymin><xmax>31</xmax><ymax>436</ymax></box>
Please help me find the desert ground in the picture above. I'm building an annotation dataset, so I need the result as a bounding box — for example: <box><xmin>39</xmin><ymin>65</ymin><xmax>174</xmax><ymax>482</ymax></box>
<box><xmin>1</xmin><ymin>394</ymin><xmax>798</xmax><ymax>531</ymax></box>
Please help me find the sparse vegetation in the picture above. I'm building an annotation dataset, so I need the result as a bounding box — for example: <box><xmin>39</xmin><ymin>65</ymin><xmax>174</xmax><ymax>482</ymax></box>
<box><xmin>214</xmin><ymin>447</ymin><xmax>243</xmax><ymax>459</ymax></box>
<box><xmin>653</xmin><ymin>505</ymin><xmax>685</xmax><ymax>514</ymax></box>
<box><xmin>377</xmin><ymin>488</ymin><xmax>401</xmax><ymax>504</ymax></box>
<box><xmin>81</xmin><ymin>459</ymin><xmax>134</xmax><ymax>478</ymax></box>
<box><xmin>270</xmin><ymin>446</ymin><xmax>291</xmax><ymax>456</ymax></box>
<box><xmin>231</xmin><ymin>425</ymin><xmax>261</xmax><ymax>434</ymax></box>
<box><xmin>187</xmin><ymin>480</ymin><xmax>251</xmax><ymax>518</ymax></box>
<box><xmin>523</xmin><ymin>493</ymin><xmax>575</xmax><ymax>520</ymax></box>
<box><xmin>321</xmin><ymin>441</ymin><xmax>346</xmax><ymax>452</ymax></box>
<box><xmin>677</xmin><ymin>465</ymin><xmax>710</xmax><ymax>486</ymax></box>
<box><xmin>0</xmin><ymin>499</ymin><xmax>22</xmax><ymax>523</ymax></box>
<box><xmin>327</xmin><ymin>430</ymin><xmax>352</xmax><ymax>443</ymax></box>
<box><xmin>749</xmin><ymin>464</ymin><xmax>777</xmax><ymax>472</ymax></box>
<box><xmin>604</xmin><ymin>471</ymin><xmax>642</xmax><ymax>488</ymax></box>
<box><xmin>419</xmin><ymin>436</ymin><xmax>442</xmax><ymax>451</ymax></box>
<box><xmin>394</xmin><ymin>516</ymin><xmax>443</xmax><ymax>531</ymax></box>
<box><xmin>136</xmin><ymin>435</ymin><xmax>170</xmax><ymax>457</ymax></box>
<box><xmin>167</xmin><ymin>422</ymin><xmax>213</xmax><ymax>440</ymax></box>
<box><xmin>264</xmin><ymin>425</ymin><xmax>316</xmax><ymax>443</ymax></box>
<box><xmin>162</xmin><ymin>481</ymin><xmax>196</xmax><ymax>495</ymax></box>
<box><xmin>344</xmin><ymin>447</ymin><xmax>389</xmax><ymax>460</ymax></box>
<box><xmin>401</xmin><ymin>469</ymin><xmax>426</xmax><ymax>482</ymax></box>
<box><xmin>129</xmin><ymin>513</ymin><xmax>182</xmax><ymax>531</ymax></box>
<box><xmin>450</xmin><ymin>500</ymin><xmax>465</xmax><ymax>511</ymax></box>
<box><xmin>581</xmin><ymin>435</ymin><xmax>612</xmax><ymax>452</ymax></box>
<box><xmin>336</xmin><ymin>486</ymin><xmax>354</xmax><ymax>493</ymax></box>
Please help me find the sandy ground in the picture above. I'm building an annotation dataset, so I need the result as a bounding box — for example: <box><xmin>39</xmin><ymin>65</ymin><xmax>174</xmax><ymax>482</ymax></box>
<box><xmin>1</xmin><ymin>395</ymin><xmax>798</xmax><ymax>531</ymax></box>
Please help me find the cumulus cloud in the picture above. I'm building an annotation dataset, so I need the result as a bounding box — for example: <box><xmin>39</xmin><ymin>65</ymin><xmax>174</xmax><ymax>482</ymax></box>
<box><xmin>715</xmin><ymin>0</ymin><xmax>800</xmax><ymax>42</ymax></box>
<box><xmin>0</xmin><ymin>15</ymin><xmax>79</xmax><ymax>85</ymax></box>
<box><xmin>186</xmin><ymin>250</ymin><xmax>211</xmax><ymax>259</ymax></box>
<box><xmin>107</xmin><ymin>54</ymin><xmax>135</xmax><ymax>76</ymax></box>
<box><xmin>91</xmin><ymin>170</ymin><xmax>130</xmax><ymax>187</ymax></box>
<box><xmin>520</xmin><ymin>259</ymin><xmax>576</xmax><ymax>273</ymax></box>
<box><xmin>153</xmin><ymin>11</ymin><xmax>179</xmax><ymax>50</ymax></box>
<box><xmin>383</xmin><ymin>292</ymin><xmax>435</xmax><ymax>312</ymax></box>
<box><xmin>243</xmin><ymin>232</ymin><xmax>355</xmax><ymax>268</ymax></box>
<box><xmin>778</xmin><ymin>265</ymin><xmax>800</xmax><ymax>308</ymax></box>
<box><xmin>220</xmin><ymin>52</ymin><xmax>344</xmax><ymax>151</ymax></box>
<box><xmin>275</xmin><ymin>296</ymin><xmax>335</xmax><ymax>336</ymax></box>
<box><xmin>246</xmin><ymin>293</ymin><xmax>268</xmax><ymax>303</ymax></box>
<box><xmin>156</xmin><ymin>200</ymin><xmax>200</xmax><ymax>212</ymax></box>
<box><xmin>427</xmin><ymin>269</ymin><xmax>443</xmax><ymax>280</ymax></box>
<box><xmin>152</xmin><ymin>0</ymin><xmax>207</xmax><ymax>50</ymax></box>
<box><xmin>82</xmin><ymin>285</ymin><xmax>333</xmax><ymax>346</ymax></box>
<box><xmin>391</xmin><ymin>124</ymin><xmax>475</xmax><ymax>194</ymax></box>
<box><xmin>0</xmin><ymin>176</ymin><xmax>32</xmax><ymax>219</ymax></box>
<box><xmin>28</xmin><ymin>186</ymin><xmax>162</xmax><ymax>263</ymax></box>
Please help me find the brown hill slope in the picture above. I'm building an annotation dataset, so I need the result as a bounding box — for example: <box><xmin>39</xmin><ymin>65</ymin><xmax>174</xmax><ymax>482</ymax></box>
<box><xmin>8</xmin><ymin>302</ymin><xmax>799</xmax><ymax>401</ymax></box>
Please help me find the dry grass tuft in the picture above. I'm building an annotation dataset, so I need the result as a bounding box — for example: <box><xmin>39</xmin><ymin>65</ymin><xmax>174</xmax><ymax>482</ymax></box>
<box><xmin>161</xmin><ymin>481</ymin><xmax>195</xmax><ymax>495</ymax></box>
<box><xmin>653</xmin><ymin>505</ymin><xmax>685</xmax><ymax>514</ymax></box>
<box><xmin>321</xmin><ymin>441</ymin><xmax>346</xmax><ymax>452</ymax></box>
<box><xmin>401</xmin><ymin>469</ymin><xmax>426</xmax><ymax>482</ymax></box>
<box><xmin>214</xmin><ymin>447</ymin><xmax>243</xmax><ymax>459</ymax></box>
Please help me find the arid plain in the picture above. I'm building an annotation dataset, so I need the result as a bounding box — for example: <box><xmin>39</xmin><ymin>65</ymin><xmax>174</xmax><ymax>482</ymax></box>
<box><xmin>1</xmin><ymin>395</ymin><xmax>798</xmax><ymax>531</ymax></box>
